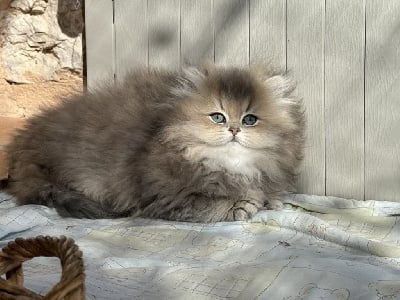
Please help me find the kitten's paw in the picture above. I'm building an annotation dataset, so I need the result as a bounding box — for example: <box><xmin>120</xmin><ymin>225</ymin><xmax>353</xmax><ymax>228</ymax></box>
<box><xmin>232</xmin><ymin>208</ymin><xmax>250</xmax><ymax>221</ymax></box>
<box><xmin>227</xmin><ymin>200</ymin><xmax>261</xmax><ymax>221</ymax></box>
<box><xmin>266</xmin><ymin>199</ymin><xmax>284</xmax><ymax>210</ymax></box>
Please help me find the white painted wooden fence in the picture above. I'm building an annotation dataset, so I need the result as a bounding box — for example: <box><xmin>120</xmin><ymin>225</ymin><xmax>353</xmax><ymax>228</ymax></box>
<box><xmin>85</xmin><ymin>0</ymin><xmax>400</xmax><ymax>201</ymax></box>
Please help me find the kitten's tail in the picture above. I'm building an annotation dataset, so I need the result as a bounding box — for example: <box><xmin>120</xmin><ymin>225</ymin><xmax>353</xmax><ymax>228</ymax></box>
<box><xmin>0</xmin><ymin>178</ymin><xmax>8</xmax><ymax>190</ymax></box>
<box><xmin>49</xmin><ymin>189</ymin><xmax>130</xmax><ymax>219</ymax></box>
<box><xmin>17</xmin><ymin>184</ymin><xmax>130</xmax><ymax>219</ymax></box>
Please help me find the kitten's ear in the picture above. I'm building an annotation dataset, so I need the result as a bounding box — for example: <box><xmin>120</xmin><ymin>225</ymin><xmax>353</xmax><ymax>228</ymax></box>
<box><xmin>182</xmin><ymin>66</ymin><xmax>206</xmax><ymax>87</ymax></box>
<box><xmin>172</xmin><ymin>66</ymin><xmax>207</xmax><ymax>98</ymax></box>
<box><xmin>265</xmin><ymin>73</ymin><xmax>297</xmax><ymax>99</ymax></box>
<box><xmin>250</xmin><ymin>65</ymin><xmax>296</xmax><ymax>98</ymax></box>
<box><xmin>180</xmin><ymin>61</ymin><xmax>218</xmax><ymax>88</ymax></box>
<box><xmin>202</xmin><ymin>61</ymin><xmax>216</xmax><ymax>77</ymax></box>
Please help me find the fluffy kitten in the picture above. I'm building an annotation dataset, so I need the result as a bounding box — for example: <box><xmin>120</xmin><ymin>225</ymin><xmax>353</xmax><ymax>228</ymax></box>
<box><xmin>5</xmin><ymin>65</ymin><xmax>305</xmax><ymax>222</ymax></box>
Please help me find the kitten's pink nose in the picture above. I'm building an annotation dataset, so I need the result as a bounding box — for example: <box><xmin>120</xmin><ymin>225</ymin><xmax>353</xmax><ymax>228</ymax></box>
<box><xmin>228</xmin><ymin>127</ymin><xmax>241</xmax><ymax>136</ymax></box>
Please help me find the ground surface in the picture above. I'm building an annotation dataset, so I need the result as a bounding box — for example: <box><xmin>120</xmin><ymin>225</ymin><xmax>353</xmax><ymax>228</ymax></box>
<box><xmin>0</xmin><ymin>67</ymin><xmax>83</xmax><ymax>180</ymax></box>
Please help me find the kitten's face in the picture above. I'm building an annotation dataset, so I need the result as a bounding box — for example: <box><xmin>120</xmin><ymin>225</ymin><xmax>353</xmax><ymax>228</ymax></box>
<box><xmin>180</xmin><ymin>94</ymin><xmax>278</xmax><ymax>150</ymax></box>
<box><xmin>163</xmin><ymin>66</ymin><xmax>303</xmax><ymax>177</ymax></box>
<box><xmin>169</xmin><ymin>67</ymin><xmax>296</xmax><ymax>150</ymax></box>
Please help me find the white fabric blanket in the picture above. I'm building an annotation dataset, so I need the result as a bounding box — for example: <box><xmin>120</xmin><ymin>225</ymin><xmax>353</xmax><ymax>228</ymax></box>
<box><xmin>1</xmin><ymin>192</ymin><xmax>400</xmax><ymax>299</ymax></box>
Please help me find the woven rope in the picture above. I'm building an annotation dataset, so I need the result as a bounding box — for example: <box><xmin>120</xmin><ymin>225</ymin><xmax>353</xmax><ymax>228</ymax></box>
<box><xmin>0</xmin><ymin>235</ymin><xmax>85</xmax><ymax>299</ymax></box>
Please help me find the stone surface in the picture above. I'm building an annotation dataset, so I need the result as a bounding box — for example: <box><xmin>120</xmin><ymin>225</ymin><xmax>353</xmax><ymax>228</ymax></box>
<box><xmin>0</xmin><ymin>117</ymin><xmax>25</xmax><ymax>149</ymax></box>
<box><xmin>0</xmin><ymin>0</ymin><xmax>84</xmax><ymax>182</ymax></box>
<box><xmin>0</xmin><ymin>0</ymin><xmax>83</xmax><ymax>83</ymax></box>
<box><xmin>0</xmin><ymin>66</ymin><xmax>83</xmax><ymax>118</ymax></box>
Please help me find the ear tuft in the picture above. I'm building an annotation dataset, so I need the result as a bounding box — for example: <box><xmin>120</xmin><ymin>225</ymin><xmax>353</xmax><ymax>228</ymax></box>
<box><xmin>182</xmin><ymin>66</ymin><xmax>206</xmax><ymax>86</ymax></box>
<box><xmin>265</xmin><ymin>74</ymin><xmax>297</xmax><ymax>99</ymax></box>
<box><xmin>171</xmin><ymin>67</ymin><xmax>206</xmax><ymax>98</ymax></box>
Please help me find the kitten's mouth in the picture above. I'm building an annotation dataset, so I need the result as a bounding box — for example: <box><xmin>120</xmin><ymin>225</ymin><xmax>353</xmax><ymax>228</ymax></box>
<box><xmin>229</xmin><ymin>137</ymin><xmax>243</xmax><ymax>145</ymax></box>
<box><xmin>227</xmin><ymin>137</ymin><xmax>250</xmax><ymax>148</ymax></box>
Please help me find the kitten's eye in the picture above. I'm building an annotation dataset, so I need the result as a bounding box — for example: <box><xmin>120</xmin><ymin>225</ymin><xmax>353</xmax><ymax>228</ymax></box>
<box><xmin>242</xmin><ymin>114</ymin><xmax>258</xmax><ymax>126</ymax></box>
<box><xmin>209</xmin><ymin>113</ymin><xmax>226</xmax><ymax>124</ymax></box>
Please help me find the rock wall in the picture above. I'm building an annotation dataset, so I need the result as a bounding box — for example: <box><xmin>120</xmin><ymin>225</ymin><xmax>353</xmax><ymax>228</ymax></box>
<box><xmin>0</xmin><ymin>0</ymin><xmax>83</xmax><ymax>83</ymax></box>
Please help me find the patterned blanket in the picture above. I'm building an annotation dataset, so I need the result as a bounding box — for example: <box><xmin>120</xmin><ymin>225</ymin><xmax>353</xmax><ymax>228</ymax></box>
<box><xmin>1</xmin><ymin>192</ymin><xmax>400</xmax><ymax>299</ymax></box>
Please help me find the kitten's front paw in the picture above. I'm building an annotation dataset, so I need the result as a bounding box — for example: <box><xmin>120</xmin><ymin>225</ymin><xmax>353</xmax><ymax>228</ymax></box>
<box><xmin>227</xmin><ymin>200</ymin><xmax>261</xmax><ymax>221</ymax></box>
<box><xmin>232</xmin><ymin>208</ymin><xmax>250</xmax><ymax>221</ymax></box>
<box><xmin>265</xmin><ymin>199</ymin><xmax>284</xmax><ymax>210</ymax></box>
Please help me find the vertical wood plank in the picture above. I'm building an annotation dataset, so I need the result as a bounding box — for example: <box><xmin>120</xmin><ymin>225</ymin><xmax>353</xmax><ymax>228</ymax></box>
<box><xmin>181</xmin><ymin>0</ymin><xmax>213</xmax><ymax>65</ymax></box>
<box><xmin>249</xmin><ymin>0</ymin><xmax>286</xmax><ymax>67</ymax></box>
<box><xmin>325</xmin><ymin>0</ymin><xmax>365</xmax><ymax>199</ymax></box>
<box><xmin>365</xmin><ymin>0</ymin><xmax>400</xmax><ymax>201</ymax></box>
<box><xmin>287</xmin><ymin>0</ymin><xmax>325</xmax><ymax>195</ymax></box>
<box><xmin>148</xmin><ymin>0</ymin><xmax>180</xmax><ymax>69</ymax></box>
<box><xmin>85</xmin><ymin>0</ymin><xmax>114</xmax><ymax>90</ymax></box>
<box><xmin>114</xmin><ymin>0</ymin><xmax>148</xmax><ymax>83</ymax></box>
<box><xmin>214</xmin><ymin>0</ymin><xmax>249</xmax><ymax>66</ymax></box>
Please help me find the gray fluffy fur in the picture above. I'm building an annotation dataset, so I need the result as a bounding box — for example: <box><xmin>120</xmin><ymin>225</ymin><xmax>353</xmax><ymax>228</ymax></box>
<box><xmin>6</xmin><ymin>65</ymin><xmax>305</xmax><ymax>222</ymax></box>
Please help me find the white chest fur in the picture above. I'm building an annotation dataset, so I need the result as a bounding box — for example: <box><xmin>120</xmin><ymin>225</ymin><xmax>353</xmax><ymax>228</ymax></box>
<box><xmin>184</xmin><ymin>142</ymin><xmax>263</xmax><ymax>179</ymax></box>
